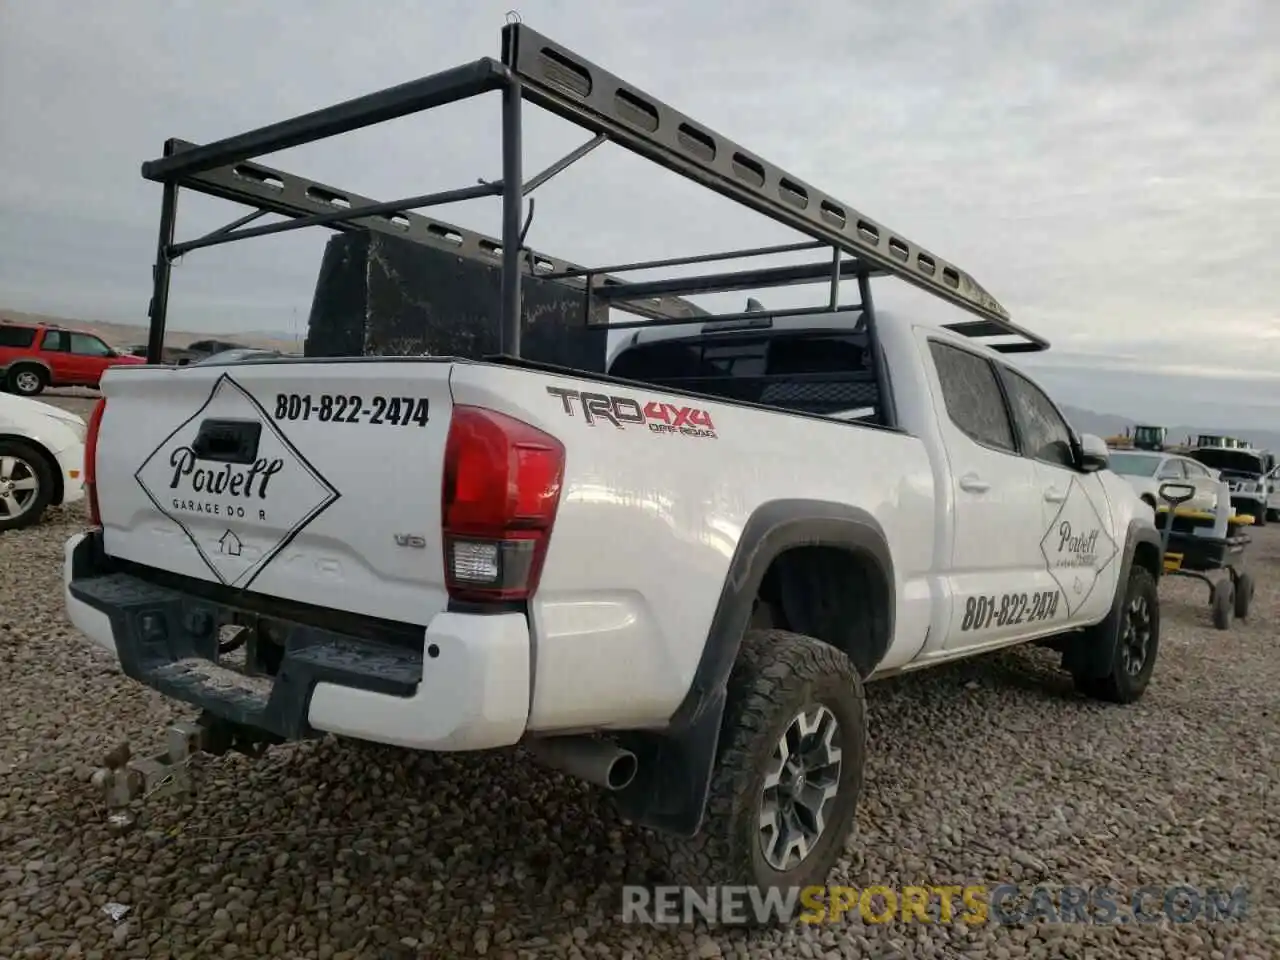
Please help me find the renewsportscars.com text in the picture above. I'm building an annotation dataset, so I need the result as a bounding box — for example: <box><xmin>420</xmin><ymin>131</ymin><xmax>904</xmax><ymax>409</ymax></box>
<box><xmin>621</xmin><ymin>883</ymin><xmax>1249</xmax><ymax>926</ymax></box>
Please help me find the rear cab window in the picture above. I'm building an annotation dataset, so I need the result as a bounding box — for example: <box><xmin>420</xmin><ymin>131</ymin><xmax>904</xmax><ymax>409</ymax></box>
<box><xmin>607</xmin><ymin>329</ymin><xmax>883</xmax><ymax>423</ymax></box>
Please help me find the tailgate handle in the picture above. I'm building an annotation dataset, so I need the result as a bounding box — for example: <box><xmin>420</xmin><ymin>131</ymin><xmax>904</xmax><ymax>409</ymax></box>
<box><xmin>192</xmin><ymin>419</ymin><xmax>262</xmax><ymax>464</ymax></box>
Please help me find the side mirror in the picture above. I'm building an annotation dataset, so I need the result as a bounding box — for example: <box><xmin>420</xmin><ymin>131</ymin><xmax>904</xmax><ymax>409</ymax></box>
<box><xmin>1077</xmin><ymin>433</ymin><xmax>1109</xmax><ymax>473</ymax></box>
<box><xmin>1158</xmin><ymin>481</ymin><xmax>1196</xmax><ymax>507</ymax></box>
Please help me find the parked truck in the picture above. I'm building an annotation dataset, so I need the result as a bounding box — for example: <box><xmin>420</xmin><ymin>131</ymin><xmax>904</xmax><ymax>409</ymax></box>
<box><xmin>64</xmin><ymin>24</ymin><xmax>1163</xmax><ymax>896</ymax></box>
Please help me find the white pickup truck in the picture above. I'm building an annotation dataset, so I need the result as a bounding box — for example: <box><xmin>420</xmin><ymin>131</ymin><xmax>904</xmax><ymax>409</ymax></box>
<box><xmin>65</xmin><ymin>310</ymin><xmax>1163</xmax><ymax>887</ymax></box>
<box><xmin>64</xmin><ymin>23</ymin><xmax>1163</xmax><ymax>896</ymax></box>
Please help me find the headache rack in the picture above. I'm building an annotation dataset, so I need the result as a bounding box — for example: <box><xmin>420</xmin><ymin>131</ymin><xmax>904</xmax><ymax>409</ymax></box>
<box><xmin>139</xmin><ymin>21</ymin><xmax>1046</xmax><ymax>365</ymax></box>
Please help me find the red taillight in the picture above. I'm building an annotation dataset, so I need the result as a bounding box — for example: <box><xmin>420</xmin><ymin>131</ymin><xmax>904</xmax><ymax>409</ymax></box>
<box><xmin>441</xmin><ymin>405</ymin><xmax>565</xmax><ymax>603</ymax></box>
<box><xmin>85</xmin><ymin>397</ymin><xmax>107</xmax><ymax>527</ymax></box>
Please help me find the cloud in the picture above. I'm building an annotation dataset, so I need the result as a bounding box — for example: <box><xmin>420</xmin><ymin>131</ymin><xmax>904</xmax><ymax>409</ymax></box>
<box><xmin>1</xmin><ymin>0</ymin><xmax>1277</xmax><ymax>423</ymax></box>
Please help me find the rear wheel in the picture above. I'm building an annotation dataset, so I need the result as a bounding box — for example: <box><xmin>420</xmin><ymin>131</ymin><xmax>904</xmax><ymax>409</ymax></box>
<box><xmin>1072</xmin><ymin>565</ymin><xmax>1160</xmax><ymax>703</ymax></box>
<box><xmin>657</xmin><ymin>629</ymin><xmax>866</xmax><ymax>905</ymax></box>
<box><xmin>6</xmin><ymin>365</ymin><xmax>47</xmax><ymax>397</ymax></box>
<box><xmin>0</xmin><ymin>440</ymin><xmax>54</xmax><ymax>531</ymax></box>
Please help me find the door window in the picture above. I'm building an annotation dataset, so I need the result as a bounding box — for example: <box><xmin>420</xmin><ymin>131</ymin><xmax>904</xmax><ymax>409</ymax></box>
<box><xmin>928</xmin><ymin>341</ymin><xmax>1015</xmax><ymax>452</ymax></box>
<box><xmin>39</xmin><ymin>330</ymin><xmax>70</xmax><ymax>352</ymax></box>
<box><xmin>69</xmin><ymin>333</ymin><xmax>114</xmax><ymax>357</ymax></box>
<box><xmin>1156</xmin><ymin>460</ymin><xmax>1186</xmax><ymax>480</ymax></box>
<box><xmin>1001</xmin><ymin>369</ymin><xmax>1075</xmax><ymax>468</ymax></box>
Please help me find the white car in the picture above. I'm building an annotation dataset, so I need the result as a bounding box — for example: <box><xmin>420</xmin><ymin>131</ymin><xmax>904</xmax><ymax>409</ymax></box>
<box><xmin>0</xmin><ymin>393</ymin><xmax>87</xmax><ymax>530</ymax></box>
<box><xmin>1106</xmin><ymin>450</ymin><xmax>1220</xmax><ymax>513</ymax></box>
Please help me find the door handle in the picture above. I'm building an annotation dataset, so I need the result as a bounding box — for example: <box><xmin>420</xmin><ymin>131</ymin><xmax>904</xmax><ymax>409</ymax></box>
<box><xmin>959</xmin><ymin>474</ymin><xmax>990</xmax><ymax>493</ymax></box>
<box><xmin>1045</xmin><ymin>487</ymin><xmax>1068</xmax><ymax>503</ymax></box>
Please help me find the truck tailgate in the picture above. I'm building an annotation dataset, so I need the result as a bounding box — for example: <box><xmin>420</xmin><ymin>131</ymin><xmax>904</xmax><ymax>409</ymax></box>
<box><xmin>94</xmin><ymin>360</ymin><xmax>453</xmax><ymax>625</ymax></box>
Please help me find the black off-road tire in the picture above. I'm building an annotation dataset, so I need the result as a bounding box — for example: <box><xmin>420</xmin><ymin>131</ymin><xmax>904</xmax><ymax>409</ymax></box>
<box><xmin>5</xmin><ymin>364</ymin><xmax>47</xmax><ymax>397</ymax></box>
<box><xmin>1072</xmin><ymin>565</ymin><xmax>1160</xmax><ymax>703</ymax></box>
<box><xmin>656</xmin><ymin>629</ymin><xmax>867</xmax><ymax>904</ymax></box>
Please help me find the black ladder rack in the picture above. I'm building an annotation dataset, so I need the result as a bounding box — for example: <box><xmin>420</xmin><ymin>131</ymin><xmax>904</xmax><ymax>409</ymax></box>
<box><xmin>138</xmin><ymin>21</ymin><xmax>1047</xmax><ymax>363</ymax></box>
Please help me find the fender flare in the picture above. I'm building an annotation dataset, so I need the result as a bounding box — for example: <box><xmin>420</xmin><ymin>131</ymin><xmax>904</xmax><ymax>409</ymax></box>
<box><xmin>613</xmin><ymin>499</ymin><xmax>895</xmax><ymax>837</ymax></box>
<box><xmin>670</xmin><ymin>498</ymin><xmax>895</xmax><ymax>731</ymax></box>
<box><xmin>3</xmin><ymin>358</ymin><xmax>53</xmax><ymax>381</ymax></box>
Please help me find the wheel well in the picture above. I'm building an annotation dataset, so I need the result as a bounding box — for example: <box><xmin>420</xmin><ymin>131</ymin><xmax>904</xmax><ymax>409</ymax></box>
<box><xmin>0</xmin><ymin>434</ymin><xmax>63</xmax><ymax>506</ymax></box>
<box><xmin>754</xmin><ymin>545</ymin><xmax>891</xmax><ymax>677</ymax></box>
<box><xmin>1131</xmin><ymin>539</ymin><xmax>1161</xmax><ymax>581</ymax></box>
<box><xmin>7</xmin><ymin>360</ymin><xmax>49</xmax><ymax>378</ymax></box>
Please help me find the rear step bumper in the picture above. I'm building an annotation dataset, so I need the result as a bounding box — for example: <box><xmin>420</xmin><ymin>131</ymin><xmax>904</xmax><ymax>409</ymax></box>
<box><xmin>63</xmin><ymin>532</ymin><xmax>531</xmax><ymax>751</ymax></box>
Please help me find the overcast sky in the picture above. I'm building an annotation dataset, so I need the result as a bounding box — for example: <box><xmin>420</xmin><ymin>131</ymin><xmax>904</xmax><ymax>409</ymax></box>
<box><xmin>1</xmin><ymin>1</ymin><xmax>1277</xmax><ymax>427</ymax></box>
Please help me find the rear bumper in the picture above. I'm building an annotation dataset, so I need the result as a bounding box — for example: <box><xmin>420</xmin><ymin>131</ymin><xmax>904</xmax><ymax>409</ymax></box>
<box><xmin>63</xmin><ymin>531</ymin><xmax>530</xmax><ymax>751</ymax></box>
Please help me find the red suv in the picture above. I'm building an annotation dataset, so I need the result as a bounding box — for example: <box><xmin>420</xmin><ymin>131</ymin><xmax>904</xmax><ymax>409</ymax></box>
<box><xmin>0</xmin><ymin>321</ymin><xmax>146</xmax><ymax>396</ymax></box>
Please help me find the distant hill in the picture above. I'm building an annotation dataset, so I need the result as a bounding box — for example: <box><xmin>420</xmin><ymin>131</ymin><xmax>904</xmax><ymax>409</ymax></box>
<box><xmin>1061</xmin><ymin>404</ymin><xmax>1280</xmax><ymax>453</ymax></box>
<box><xmin>5</xmin><ymin>305</ymin><xmax>1278</xmax><ymax>451</ymax></box>
<box><xmin>0</xmin><ymin>307</ymin><xmax>299</xmax><ymax>354</ymax></box>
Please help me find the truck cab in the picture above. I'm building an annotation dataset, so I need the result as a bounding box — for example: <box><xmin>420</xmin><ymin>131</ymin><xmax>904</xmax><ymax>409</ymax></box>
<box><xmin>609</xmin><ymin>309</ymin><xmax>1149</xmax><ymax>665</ymax></box>
<box><xmin>1132</xmin><ymin>425</ymin><xmax>1167</xmax><ymax>451</ymax></box>
<box><xmin>1190</xmin><ymin>444</ymin><xmax>1276</xmax><ymax>525</ymax></box>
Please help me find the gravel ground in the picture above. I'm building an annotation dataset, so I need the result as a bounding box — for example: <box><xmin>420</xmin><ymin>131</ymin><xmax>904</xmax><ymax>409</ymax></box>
<box><xmin>1</xmin><ymin>392</ymin><xmax>1277</xmax><ymax>958</ymax></box>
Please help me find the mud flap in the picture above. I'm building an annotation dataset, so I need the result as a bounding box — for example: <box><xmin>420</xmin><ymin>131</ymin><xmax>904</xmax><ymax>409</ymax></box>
<box><xmin>613</xmin><ymin>688</ymin><xmax>727</xmax><ymax>837</ymax></box>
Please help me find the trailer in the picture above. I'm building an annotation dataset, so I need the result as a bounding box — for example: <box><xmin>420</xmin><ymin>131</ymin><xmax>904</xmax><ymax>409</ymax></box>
<box><xmin>1155</xmin><ymin>482</ymin><xmax>1255</xmax><ymax>630</ymax></box>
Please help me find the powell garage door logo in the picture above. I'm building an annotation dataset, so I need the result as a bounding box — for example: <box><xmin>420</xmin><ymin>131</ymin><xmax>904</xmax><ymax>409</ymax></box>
<box><xmin>134</xmin><ymin>374</ymin><xmax>340</xmax><ymax>588</ymax></box>
<box><xmin>1040</xmin><ymin>477</ymin><xmax>1118</xmax><ymax>615</ymax></box>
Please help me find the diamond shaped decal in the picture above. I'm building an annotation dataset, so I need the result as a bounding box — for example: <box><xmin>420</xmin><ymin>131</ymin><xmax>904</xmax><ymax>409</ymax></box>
<box><xmin>1040</xmin><ymin>477</ymin><xmax>1119</xmax><ymax>616</ymax></box>
<box><xmin>135</xmin><ymin>374</ymin><xmax>340</xmax><ymax>589</ymax></box>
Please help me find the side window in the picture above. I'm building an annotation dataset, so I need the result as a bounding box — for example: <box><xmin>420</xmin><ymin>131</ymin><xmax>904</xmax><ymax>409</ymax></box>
<box><xmin>0</xmin><ymin>325</ymin><xmax>37</xmax><ymax>348</ymax></box>
<box><xmin>69</xmin><ymin>333</ymin><xmax>114</xmax><ymax>357</ymax></box>
<box><xmin>1001</xmin><ymin>369</ymin><xmax>1075</xmax><ymax>467</ymax></box>
<box><xmin>1181</xmin><ymin>461</ymin><xmax>1206</xmax><ymax>479</ymax></box>
<box><xmin>1157</xmin><ymin>460</ymin><xmax>1186</xmax><ymax>479</ymax></box>
<box><xmin>928</xmin><ymin>341</ymin><xmax>1015</xmax><ymax>452</ymax></box>
<box><xmin>40</xmin><ymin>330</ymin><xmax>70</xmax><ymax>352</ymax></box>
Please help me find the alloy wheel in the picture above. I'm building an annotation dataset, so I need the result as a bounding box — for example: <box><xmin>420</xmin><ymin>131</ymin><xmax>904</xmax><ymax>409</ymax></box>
<box><xmin>0</xmin><ymin>455</ymin><xmax>41</xmax><ymax>521</ymax></box>
<box><xmin>758</xmin><ymin>704</ymin><xmax>843</xmax><ymax>872</ymax></box>
<box><xmin>1120</xmin><ymin>593</ymin><xmax>1152</xmax><ymax>676</ymax></box>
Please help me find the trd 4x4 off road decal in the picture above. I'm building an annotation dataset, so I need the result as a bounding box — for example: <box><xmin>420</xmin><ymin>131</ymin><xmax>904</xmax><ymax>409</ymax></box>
<box><xmin>1039</xmin><ymin>476</ymin><xmax>1119</xmax><ymax>616</ymax></box>
<box><xmin>546</xmin><ymin>386</ymin><xmax>717</xmax><ymax>439</ymax></box>
<box><xmin>134</xmin><ymin>373</ymin><xmax>340</xmax><ymax>588</ymax></box>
